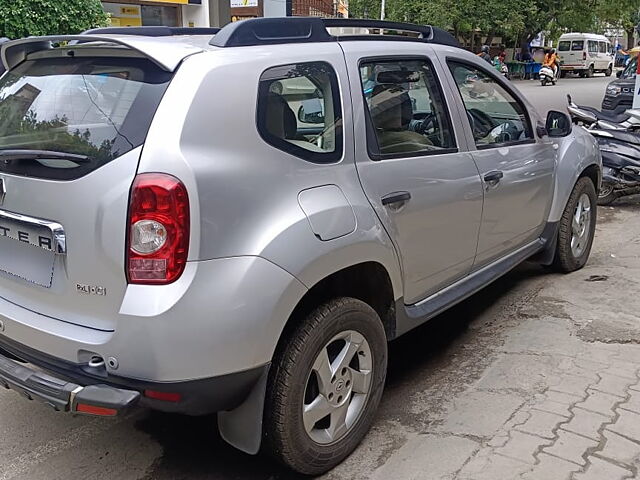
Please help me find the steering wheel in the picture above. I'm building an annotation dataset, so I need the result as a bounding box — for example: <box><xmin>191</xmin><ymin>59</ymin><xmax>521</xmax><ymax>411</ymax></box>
<box><xmin>467</xmin><ymin>108</ymin><xmax>496</xmax><ymax>141</ymax></box>
<box><xmin>412</xmin><ymin>112</ymin><xmax>437</xmax><ymax>135</ymax></box>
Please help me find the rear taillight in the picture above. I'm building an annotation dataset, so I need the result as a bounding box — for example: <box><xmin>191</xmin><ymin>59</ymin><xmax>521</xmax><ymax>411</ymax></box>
<box><xmin>127</xmin><ymin>173</ymin><xmax>190</xmax><ymax>285</ymax></box>
<box><xmin>583</xmin><ymin>52</ymin><xmax>587</xmax><ymax>61</ymax></box>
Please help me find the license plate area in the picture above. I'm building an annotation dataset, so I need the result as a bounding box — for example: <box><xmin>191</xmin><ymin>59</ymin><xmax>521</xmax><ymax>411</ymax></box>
<box><xmin>0</xmin><ymin>210</ymin><xmax>65</xmax><ymax>288</ymax></box>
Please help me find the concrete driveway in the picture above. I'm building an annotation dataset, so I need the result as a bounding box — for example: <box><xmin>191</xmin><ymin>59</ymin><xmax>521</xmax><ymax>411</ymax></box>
<box><xmin>2</xmin><ymin>73</ymin><xmax>639</xmax><ymax>480</ymax></box>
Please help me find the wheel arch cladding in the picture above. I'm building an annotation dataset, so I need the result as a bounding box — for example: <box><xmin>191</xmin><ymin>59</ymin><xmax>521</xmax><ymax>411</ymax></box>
<box><xmin>277</xmin><ymin>262</ymin><xmax>396</xmax><ymax>349</ymax></box>
<box><xmin>547</xmin><ymin>128</ymin><xmax>602</xmax><ymax>223</ymax></box>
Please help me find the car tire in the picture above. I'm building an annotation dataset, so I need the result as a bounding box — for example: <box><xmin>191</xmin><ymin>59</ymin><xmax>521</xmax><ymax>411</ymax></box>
<box><xmin>263</xmin><ymin>297</ymin><xmax>388</xmax><ymax>475</ymax></box>
<box><xmin>586</xmin><ymin>65</ymin><xmax>594</xmax><ymax>78</ymax></box>
<box><xmin>553</xmin><ymin>177</ymin><xmax>597</xmax><ymax>272</ymax></box>
<box><xmin>560</xmin><ymin>70</ymin><xmax>567</xmax><ymax>78</ymax></box>
<box><xmin>605</xmin><ymin>65</ymin><xmax>612</xmax><ymax>77</ymax></box>
<box><xmin>597</xmin><ymin>183</ymin><xmax>618</xmax><ymax>206</ymax></box>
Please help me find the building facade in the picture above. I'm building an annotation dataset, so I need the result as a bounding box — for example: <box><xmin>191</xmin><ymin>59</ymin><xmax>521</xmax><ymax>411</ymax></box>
<box><xmin>230</xmin><ymin>0</ymin><xmax>348</xmax><ymax>22</ymax></box>
<box><xmin>101</xmin><ymin>0</ymin><xmax>230</xmax><ymax>28</ymax></box>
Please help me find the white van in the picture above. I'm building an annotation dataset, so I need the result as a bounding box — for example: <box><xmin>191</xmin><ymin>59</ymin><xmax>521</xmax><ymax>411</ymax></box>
<box><xmin>558</xmin><ymin>33</ymin><xmax>613</xmax><ymax>78</ymax></box>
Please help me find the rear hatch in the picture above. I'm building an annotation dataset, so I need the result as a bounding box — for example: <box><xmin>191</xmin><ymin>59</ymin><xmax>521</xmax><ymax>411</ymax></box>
<box><xmin>559</xmin><ymin>39</ymin><xmax>585</xmax><ymax>68</ymax></box>
<box><xmin>0</xmin><ymin>43</ymin><xmax>173</xmax><ymax>331</ymax></box>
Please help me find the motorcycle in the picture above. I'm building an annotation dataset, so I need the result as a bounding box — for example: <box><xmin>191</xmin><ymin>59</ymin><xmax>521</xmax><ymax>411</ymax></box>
<box><xmin>567</xmin><ymin>97</ymin><xmax>640</xmax><ymax>204</ymax></box>
<box><xmin>591</xmin><ymin>129</ymin><xmax>640</xmax><ymax>205</ymax></box>
<box><xmin>539</xmin><ymin>65</ymin><xmax>556</xmax><ymax>86</ymax></box>
<box><xmin>567</xmin><ymin>95</ymin><xmax>640</xmax><ymax>131</ymax></box>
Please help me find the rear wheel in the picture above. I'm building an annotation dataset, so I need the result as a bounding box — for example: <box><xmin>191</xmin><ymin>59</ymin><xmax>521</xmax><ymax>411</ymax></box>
<box><xmin>586</xmin><ymin>65</ymin><xmax>594</xmax><ymax>78</ymax></box>
<box><xmin>553</xmin><ymin>177</ymin><xmax>597</xmax><ymax>272</ymax></box>
<box><xmin>560</xmin><ymin>70</ymin><xmax>567</xmax><ymax>78</ymax></box>
<box><xmin>597</xmin><ymin>183</ymin><xmax>618</xmax><ymax>205</ymax></box>
<box><xmin>263</xmin><ymin>297</ymin><xmax>387</xmax><ymax>475</ymax></box>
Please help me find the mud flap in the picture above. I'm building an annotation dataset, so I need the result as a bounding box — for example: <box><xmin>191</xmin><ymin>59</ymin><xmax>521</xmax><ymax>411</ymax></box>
<box><xmin>217</xmin><ymin>364</ymin><xmax>270</xmax><ymax>455</ymax></box>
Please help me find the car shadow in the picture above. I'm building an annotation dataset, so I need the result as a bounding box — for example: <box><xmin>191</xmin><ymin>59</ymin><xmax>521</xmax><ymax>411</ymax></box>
<box><xmin>137</xmin><ymin>264</ymin><xmax>547</xmax><ymax>479</ymax></box>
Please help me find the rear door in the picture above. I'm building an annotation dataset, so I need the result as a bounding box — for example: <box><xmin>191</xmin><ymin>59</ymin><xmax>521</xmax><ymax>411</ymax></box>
<box><xmin>562</xmin><ymin>39</ymin><xmax>586</xmax><ymax>70</ymax></box>
<box><xmin>445</xmin><ymin>60</ymin><xmax>555</xmax><ymax>268</ymax></box>
<box><xmin>342</xmin><ymin>42</ymin><xmax>484</xmax><ymax>304</ymax></box>
<box><xmin>0</xmin><ymin>48</ymin><xmax>172</xmax><ymax>331</ymax></box>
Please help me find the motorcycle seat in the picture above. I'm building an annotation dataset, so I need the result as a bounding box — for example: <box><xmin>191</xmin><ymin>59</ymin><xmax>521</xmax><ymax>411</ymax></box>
<box><xmin>578</xmin><ymin>105</ymin><xmax>630</xmax><ymax>124</ymax></box>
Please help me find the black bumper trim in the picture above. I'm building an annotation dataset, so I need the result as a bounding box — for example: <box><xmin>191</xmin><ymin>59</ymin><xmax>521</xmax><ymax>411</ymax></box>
<box><xmin>0</xmin><ymin>335</ymin><xmax>268</xmax><ymax>416</ymax></box>
<box><xmin>0</xmin><ymin>350</ymin><xmax>139</xmax><ymax>414</ymax></box>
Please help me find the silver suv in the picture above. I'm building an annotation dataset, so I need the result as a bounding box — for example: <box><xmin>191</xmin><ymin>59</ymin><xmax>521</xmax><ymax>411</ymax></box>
<box><xmin>0</xmin><ymin>18</ymin><xmax>601</xmax><ymax>475</ymax></box>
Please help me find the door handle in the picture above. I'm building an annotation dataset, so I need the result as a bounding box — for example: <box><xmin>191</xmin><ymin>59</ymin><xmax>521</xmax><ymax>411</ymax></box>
<box><xmin>381</xmin><ymin>191</ymin><xmax>411</xmax><ymax>207</ymax></box>
<box><xmin>483</xmin><ymin>171</ymin><xmax>504</xmax><ymax>184</ymax></box>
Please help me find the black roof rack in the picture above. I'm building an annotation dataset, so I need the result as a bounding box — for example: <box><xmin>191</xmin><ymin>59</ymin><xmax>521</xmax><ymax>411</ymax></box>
<box><xmin>83</xmin><ymin>26</ymin><xmax>221</xmax><ymax>37</ymax></box>
<box><xmin>210</xmin><ymin>17</ymin><xmax>460</xmax><ymax>48</ymax></box>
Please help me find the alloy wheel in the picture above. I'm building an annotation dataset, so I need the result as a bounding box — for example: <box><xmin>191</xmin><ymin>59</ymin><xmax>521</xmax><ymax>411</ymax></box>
<box><xmin>303</xmin><ymin>330</ymin><xmax>373</xmax><ymax>445</ymax></box>
<box><xmin>571</xmin><ymin>193</ymin><xmax>592</xmax><ymax>258</ymax></box>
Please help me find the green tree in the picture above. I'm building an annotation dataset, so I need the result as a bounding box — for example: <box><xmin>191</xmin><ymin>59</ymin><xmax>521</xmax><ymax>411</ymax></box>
<box><xmin>0</xmin><ymin>0</ymin><xmax>109</xmax><ymax>39</ymax></box>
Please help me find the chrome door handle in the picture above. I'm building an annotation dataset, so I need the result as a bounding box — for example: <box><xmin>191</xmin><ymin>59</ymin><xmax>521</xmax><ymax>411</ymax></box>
<box><xmin>381</xmin><ymin>191</ymin><xmax>411</xmax><ymax>207</ymax></box>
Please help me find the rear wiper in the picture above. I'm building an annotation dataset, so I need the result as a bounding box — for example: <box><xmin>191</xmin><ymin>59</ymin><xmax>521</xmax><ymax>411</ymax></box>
<box><xmin>0</xmin><ymin>149</ymin><xmax>90</xmax><ymax>164</ymax></box>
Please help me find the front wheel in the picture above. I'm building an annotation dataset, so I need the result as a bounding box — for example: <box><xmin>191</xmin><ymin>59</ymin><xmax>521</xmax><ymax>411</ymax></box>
<box><xmin>605</xmin><ymin>65</ymin><xmax>613</xmax><ymax>77</ymax></box>
<box><xmin>553</xmin><ymin>177</ymin><xmax>597</xmax><ymax>272</ymax></box>
<box><xmin>263</xmin><ymin>297</ymin><xmax>388</xmax><ymax>475</ymax></box>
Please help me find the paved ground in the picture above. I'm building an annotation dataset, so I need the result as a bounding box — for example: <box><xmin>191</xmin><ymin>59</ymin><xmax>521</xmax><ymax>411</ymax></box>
<box><xmin>513</xmin><ymin>73</ymin><xmax>613</xmax><ymax>115</ymax></box>
<box><xmin>2</xmin><ymin>74</ymin><xmax>638</xmax><ymax>480</ymax></box>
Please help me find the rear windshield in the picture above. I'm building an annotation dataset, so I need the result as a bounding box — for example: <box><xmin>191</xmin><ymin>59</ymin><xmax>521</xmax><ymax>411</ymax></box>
<box><xmin>571</xmin><ymin>41</ymin><xmax>584</xmax><ymax>51</ymax></box>
<box><xmin>558</xmin><ymin>41</ymin><xmax>571</xmax><ymax>51</ymax></box>
<box><xmin>0</xmin><ymin>56</ymin><xmax>172</xmax><ymax>180</ymax></box>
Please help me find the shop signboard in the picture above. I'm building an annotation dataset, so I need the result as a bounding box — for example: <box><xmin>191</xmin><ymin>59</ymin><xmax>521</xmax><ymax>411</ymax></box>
<box><xmin>231</xmin><ymin>0</ymin><xmax>259</xmax><ymax>6</ymax></box>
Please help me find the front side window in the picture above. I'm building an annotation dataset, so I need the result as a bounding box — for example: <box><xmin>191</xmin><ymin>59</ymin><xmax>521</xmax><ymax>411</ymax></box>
<box><xmin>257</xmin><ymin>62</ymin><xmax>342</xmax><ymax>163</ymax></box>
<box><xmin>622</xmin><ymin>57</ymin><xmax>638</xmax><ymax>79</ymax></box>
<box><xmin>448</xmin><ymin>61</ymin><xmax>533</xmax><ymax>148</ymax></box>
<box><xmin>359</xmin><ymin>58</ymin><xmax>455</xmax><ymax>157</ymax></box>
<box><xmin>571</xmin><ymin>41</ymin><xmax>585</xmax><ymax>51</ymax></box>
<box><xmin>558</xmin><ymin>41</ymin><xmax>571</xmax><ymax>51</ymax></box>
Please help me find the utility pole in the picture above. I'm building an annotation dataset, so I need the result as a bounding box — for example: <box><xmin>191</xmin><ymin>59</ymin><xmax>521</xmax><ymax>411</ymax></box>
<box><xmin>380</xmin><ymin>0</ymin><xmax>385</xmax><ymax>20</ymax></box>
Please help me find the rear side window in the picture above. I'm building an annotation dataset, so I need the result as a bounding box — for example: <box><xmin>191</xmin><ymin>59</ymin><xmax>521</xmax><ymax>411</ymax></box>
<box><xmin>571</xmin><ymin>41</ymin><xmax>584</xmax><ymax>51</ymax></box>
<box><xmin>257</xmin><ymin>62</ymin><xmax>343</xmax><ymax>163</ymax></box>
<box><xmin>588</xmin><ymin>41</ymin><xmax>598</xmax><ymax>53</ymax></box>
<box><xmin>558</xmin><ymin>41</ymin><xmax>571</xmax><ymax>51</ymax></box>
<box><xmin>0</xmin><ymin>56</ymin><xmax>171</xmax><ymax>180</ymax></box>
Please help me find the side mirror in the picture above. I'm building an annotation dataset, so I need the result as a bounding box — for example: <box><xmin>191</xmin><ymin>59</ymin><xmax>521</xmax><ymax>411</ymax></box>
<box><xmin>546</xmin><ymin>110</ymin><xmax>572</xmax><ymax>137</ymax></box>
<box><xmin>617</xmin><ymin>70</ymin><xmax>623</xmax><ymax>78</ymax></box>
<box><xmin>297</xmin><ymin>98</ymin><xmax>325</xmax><ymax>124</ymax></box>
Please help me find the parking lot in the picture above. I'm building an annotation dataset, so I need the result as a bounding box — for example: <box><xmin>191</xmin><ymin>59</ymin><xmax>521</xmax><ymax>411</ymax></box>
<box><xmin>2</xmin><ymin>74</ymin><xmax>640</xmax><ymax>480</ymax></box>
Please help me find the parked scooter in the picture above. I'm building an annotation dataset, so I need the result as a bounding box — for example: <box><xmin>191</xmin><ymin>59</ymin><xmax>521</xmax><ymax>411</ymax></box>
<box><xmin>567</xmin><ymin>96</ymin><xmax>640</xmax><ymax>204</ymax></box>
<box><xmin>592</xmin><ymin>129</ymin><xmax>640</xmax><ymax>204</ymax></box>
<box><xmin>540</xmin><ymin>65</ymin><xmax>557</xmax><ymax>86</ymax></box>
<box><xmin>567</xmin><ymin>95</ymin><xmax>640</xmax><ymax>131</ymax></box>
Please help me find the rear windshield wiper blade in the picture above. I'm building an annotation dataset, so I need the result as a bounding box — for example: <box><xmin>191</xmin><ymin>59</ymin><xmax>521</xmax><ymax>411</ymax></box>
<box><xmin>0</xmin><ymin>149</ymin><xmax>91</xmax><ymax>164</ymax></box>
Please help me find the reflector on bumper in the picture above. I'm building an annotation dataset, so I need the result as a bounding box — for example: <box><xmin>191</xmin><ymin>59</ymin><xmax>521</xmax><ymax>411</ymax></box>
<box><xmin>0</xmin><ymin>350</ymin><xmax>139</xmax><ymax>415</ymax></box>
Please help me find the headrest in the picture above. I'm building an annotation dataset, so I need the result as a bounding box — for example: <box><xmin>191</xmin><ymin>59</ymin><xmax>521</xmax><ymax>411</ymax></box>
<box><xmin>265</xmin><ymin>93</ymin><xmax>297</xmax><ymax>139</ymax></box>
<box><xmin>369</xmin><ymin>85</ymin><xmax>413</xmax><ymax>131</ymax></box>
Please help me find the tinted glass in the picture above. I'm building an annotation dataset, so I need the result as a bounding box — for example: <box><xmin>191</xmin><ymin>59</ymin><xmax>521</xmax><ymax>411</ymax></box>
<box><xmin>0</xmin><ymin>56</ymin><xmax>171</xmax><ymax>180</ymax></box>
<box><xmin>448</xmin><ymin>62</ymin><xmax>533</xmax><ymax>147</ymax></box>
<box><xmin>257</xmin><ymin>62</ymin><xmax>342</xmax><ymax>163</ymax></box>
<box><xmin>359</xmin><ymin>59</ymin><xmax>455</xmax><ymax>157</ymax></box>
<box><xmin>558</xmin><ymin>41</ymin><xmax>571</xmax><ymax>51</ymax></box>
<box><xmin>571</xmin><ymin>41</ymin><xmax>585</xmax><ymax>51</ymax></box>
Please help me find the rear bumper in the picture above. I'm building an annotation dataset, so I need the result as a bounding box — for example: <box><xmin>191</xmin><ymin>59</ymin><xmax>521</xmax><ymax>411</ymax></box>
<box><xmin>0</xmin><ymin>335</ymin><xmax>267</xmax><ymax>416</ymax></box>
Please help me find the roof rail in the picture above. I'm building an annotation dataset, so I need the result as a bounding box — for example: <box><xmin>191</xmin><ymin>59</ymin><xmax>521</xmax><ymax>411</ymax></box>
<box><xmin>210</xmin><ymin>17</ymin><xmax>460</xmax><ymax>48</ymax></box>
<box><xmin>83</xmin><ymin>26</ymin><xmax>221</xmax><ymax>37</ymax></box>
